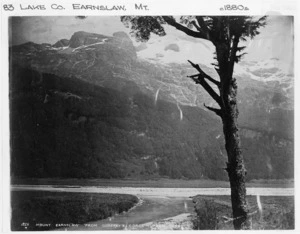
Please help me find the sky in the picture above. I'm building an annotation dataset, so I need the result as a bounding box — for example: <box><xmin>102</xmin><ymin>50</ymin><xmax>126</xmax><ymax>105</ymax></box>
<box><xmin>10</xmin><ymin>16</ymin><xmax>128</xmax><ymax>46</ymax></box>
<box><xmin>9</xmin><ymin>16</ymin><xmax>294</xmax><ymax>66</ymax></box>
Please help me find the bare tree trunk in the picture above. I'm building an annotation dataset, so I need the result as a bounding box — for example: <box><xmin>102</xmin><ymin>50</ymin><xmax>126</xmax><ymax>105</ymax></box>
<box><xmin>221</xmin><ymin>78</ymin><xmax>251</xmax><ymax>229</ymax></box>
<box><xmin>187</xmin><ymin>41</ymin><xmax>251</xmax><ymax>229</ymax></box>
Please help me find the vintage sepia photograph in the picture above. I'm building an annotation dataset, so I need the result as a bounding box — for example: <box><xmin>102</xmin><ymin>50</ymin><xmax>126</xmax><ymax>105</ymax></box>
<box><xmin>9</xmin><ymin>15</ymin><xmax>294</xmax><ymax>230</ymax></box>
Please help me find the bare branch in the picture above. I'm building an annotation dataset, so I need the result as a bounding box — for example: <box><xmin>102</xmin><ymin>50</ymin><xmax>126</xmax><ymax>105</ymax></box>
<box><xmin>187</xmin><ymin>61</ymin><xmax>221</xmax><ymax>106</ymax></box>
<box><xmin>187</xmin><ymin>59</ymin><xmax>203</xmax><ymax>70</ymax></box>
<box><xmin>187</xmin><ymin>60</ymin><xmax>220</xmax><ymax>87</ymax></box>
<box><xmin>204</xmin><ymin>103</ymin><xmax>222</xmax><ymax>117</ymax></box>
<box><xmin>187</xmin><ymin>75</ymin><xmax>221</xmax><ymax>107</ymax></box>
<box><xmin>234</xmin><ymin>52</ymin><xmax>248</xmax><ymax>63</ymax></box>
<box><xmin>188</xmin><ymin>74</ymin><xmax>200</xmax><ymax>78</ymax></box>
<box><xmin>188</xmin><ymin>75</ymin><xmax>201</xmax><ymax>84</ymax></box>
<box><xmin>204</xmin><ymin>76</ymin><xmax>220</xmax><ymax>87</ymax></box>
<box><xmin>188</xmin><ymin>73</ymin><xmax>220</xmax><ymax>87</ymax></box>
<box><xmin>237</xmin><ymin>46</ymin><xmax>246</xmax><ymax>52</ymax></box>
<box><xmin>162</xmin><ymin>16</ymin><xmax>209</xmax><ymax>40</ymax></box>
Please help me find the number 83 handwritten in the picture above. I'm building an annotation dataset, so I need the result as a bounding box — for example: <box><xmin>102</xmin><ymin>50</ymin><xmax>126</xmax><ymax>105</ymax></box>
<box><xmin>3</xmin><ymin>4</ymin><xmax>14</xmax><ymax>11</ymax></box>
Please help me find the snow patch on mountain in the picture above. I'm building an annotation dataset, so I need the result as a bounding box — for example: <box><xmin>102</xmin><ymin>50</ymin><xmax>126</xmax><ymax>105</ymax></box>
<box><xmin>72</xmin><ymin>38</ymin><xmax>108</xmax><ymax>52</ymax></box>
<box><xmin>235</xmin><ymin>58</ymin><xmax>293</xmax><ymax>99</ymax></box>
<box><xmin>136</xmin><ymin>34</ymin><xmax>214</xmax><ymax>66</ymax></box>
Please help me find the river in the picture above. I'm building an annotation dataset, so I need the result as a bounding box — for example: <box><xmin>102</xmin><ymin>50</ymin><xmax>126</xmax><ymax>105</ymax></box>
<box><xmin>11</xmin><ymin>185</ymin><xmax>294</xmax><ymax>230</ymax></box>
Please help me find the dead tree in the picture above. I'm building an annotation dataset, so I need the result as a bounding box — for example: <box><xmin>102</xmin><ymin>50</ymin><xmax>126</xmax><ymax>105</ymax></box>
<box><xmin>121</xmin><ymin>15</ymin><xmax>267</xmax><ymax>229</ymax></box>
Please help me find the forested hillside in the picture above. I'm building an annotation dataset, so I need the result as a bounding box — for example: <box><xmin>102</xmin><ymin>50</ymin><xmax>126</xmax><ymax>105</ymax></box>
<box><xmin>10</xmin><ymin>64</ymin><xmax>293</xmax><ymax>180</ymax></box>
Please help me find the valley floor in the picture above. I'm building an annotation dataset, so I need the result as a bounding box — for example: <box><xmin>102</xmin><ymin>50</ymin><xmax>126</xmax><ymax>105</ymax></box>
<box><xmin>10</xmin><ymin>191</ymin><xmax>139</xmax><ymax>231</ymax></box>
<box><xmin>9</xmin><ymin>178</ymin><xmax>294</xmax><ymax>230</ymax></box>
<box><xmin>10</xmin><ymin>189</ymin><xmax>294</xmax><ymax>231</ymax></box>
<box><xmin>11</xmin><ymin>177</ymin><xmax>294</xmax><ymax>188</ymax></box>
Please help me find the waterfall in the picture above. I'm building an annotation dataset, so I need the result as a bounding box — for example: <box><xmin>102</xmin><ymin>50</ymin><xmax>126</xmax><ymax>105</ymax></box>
<box><xmin>176</xmin><ymin>102</ymin><xmax>183</xmax><ymax>121</ymax></box>
<box><xmin>154</xmin><ymin>88</ymin><xmax>160</xmax><ymax>106</ymax></box>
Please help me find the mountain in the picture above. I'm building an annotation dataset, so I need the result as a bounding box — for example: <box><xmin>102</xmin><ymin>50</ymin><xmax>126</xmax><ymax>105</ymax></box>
<box><xmin>9</xmin><ymin>31</ymin><xmax>294</xmax><ymax>180</ymax></box>
<box><xmin>10</xmin><ymin>64</ymin><xmax>226</xmax><ymax>179</ymax></box>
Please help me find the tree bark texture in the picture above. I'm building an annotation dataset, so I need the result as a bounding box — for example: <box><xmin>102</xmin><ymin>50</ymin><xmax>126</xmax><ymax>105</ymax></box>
<box><xmin>217</xmin><ymin>42</ymin><xmax>251</xmax><ymax>229</ymax></box>
<box><xmin>221</xmin><ymin>79</ymin><xmax>250</xmax><ymax>229</ymax></box>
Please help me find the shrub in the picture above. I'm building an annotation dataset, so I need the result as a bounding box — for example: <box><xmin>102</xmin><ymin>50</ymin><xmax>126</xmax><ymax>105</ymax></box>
<box><xmin>193</xmin><ymin>199</ymin><xmax>218</xmax><ymax>230</ymax></box>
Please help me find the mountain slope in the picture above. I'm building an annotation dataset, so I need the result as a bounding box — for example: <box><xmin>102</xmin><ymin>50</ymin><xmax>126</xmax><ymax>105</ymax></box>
<box><xmin>10</xmin><ymin>64</ymin><xmax>293</xmax><ymax>180</ymax></box>
<box><xmin>9</xmin><ymin>31</ymin><xmax>294</xmax><ymax>180</ymax></box>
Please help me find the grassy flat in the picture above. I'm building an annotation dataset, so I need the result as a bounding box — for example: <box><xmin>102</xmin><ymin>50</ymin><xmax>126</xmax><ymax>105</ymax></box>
<box><xmin>11</xmin><ymin>191</ymin><xmax>138</xmax><ymax>231</ymax></box>
<box><xmin>192</xmin><ymin>195</ymin><xmax>294</xmax><ymax>230</ymax></box>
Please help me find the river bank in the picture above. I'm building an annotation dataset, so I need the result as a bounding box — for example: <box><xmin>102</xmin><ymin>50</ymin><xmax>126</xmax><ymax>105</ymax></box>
<box><xmin>12</xmin><ymin>185</ymin><xmax>294</xmax><ymax>197</ymax></box>
<box><xmin>11</xmin><ymin>191</ymin><xmax>138</xmax><ymax>231</ymax></box>
<box><xmin>10</xmin><ymin>186</ymin><xmax>294</xmax><ymax>231</ymax></box>
<box><xmin>62</xmin><ymin>195</ymin><xmax>195</xmax><ymax>231</ymax></box>
<box><xmin>192</xmin><ymin>195</ymin><xmax>294</xmax><ymax>230</ymax></box>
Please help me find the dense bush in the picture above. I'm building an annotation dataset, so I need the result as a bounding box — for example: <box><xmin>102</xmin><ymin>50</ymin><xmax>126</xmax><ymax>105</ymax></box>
<box><xmin>9</xmin><ymin>65</ymin><xmax>294</xmax><ymax>180</ymax></box>
<box><xmin>193</xmin><ymin>199</ymin><xmax>218</xmax><ymax>230</ymax></box>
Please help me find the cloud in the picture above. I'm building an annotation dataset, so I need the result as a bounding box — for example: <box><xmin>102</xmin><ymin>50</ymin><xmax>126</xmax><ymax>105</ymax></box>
<box><xmin>32</xmin><ymin>27</ymin><xmax>50</xmax><ymax>34</ymax></box>
<box><xmin>10</xmin><ymin>16</ymin><xmax>129</xmax><ymax>45</ymax></box>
